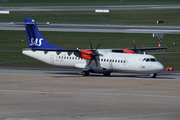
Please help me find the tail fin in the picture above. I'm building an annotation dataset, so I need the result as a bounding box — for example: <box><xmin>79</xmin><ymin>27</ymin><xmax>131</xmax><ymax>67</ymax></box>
<box><xmin>24</xmin><ymin>18</ymin><xmax>64</xmax><ymax>50</ymax></box>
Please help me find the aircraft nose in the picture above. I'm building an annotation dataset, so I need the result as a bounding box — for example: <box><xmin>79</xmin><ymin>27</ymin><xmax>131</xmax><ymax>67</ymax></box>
<box><xmin>156</xmin><ymin>63</ymin><xmax>164</xmax><ymax>72</ymax></box>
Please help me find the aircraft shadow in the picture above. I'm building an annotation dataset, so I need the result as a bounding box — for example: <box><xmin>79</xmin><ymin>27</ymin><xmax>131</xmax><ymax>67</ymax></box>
<box><xmin>48</xmin><ymin>72</ymin><xmax>175</xmax><ymax>79</ymax></box>
<box><xmin>90</xmin><ymin>74</ymin><xmax>175</xmax><ymax>79</ymax></box>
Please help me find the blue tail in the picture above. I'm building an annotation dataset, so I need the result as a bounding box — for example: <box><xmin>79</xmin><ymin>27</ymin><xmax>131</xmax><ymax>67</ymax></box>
<box><xmin>24</xmin><ymin>18</ymin><xmax>64</xmax><ymax>50</ymax></box>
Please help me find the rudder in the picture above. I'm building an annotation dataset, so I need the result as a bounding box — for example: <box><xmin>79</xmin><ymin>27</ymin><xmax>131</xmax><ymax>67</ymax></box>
<box><xmin>24</xmin><ymin>18</ymin><xmax>63</xmax><ymax>50</ymax></box>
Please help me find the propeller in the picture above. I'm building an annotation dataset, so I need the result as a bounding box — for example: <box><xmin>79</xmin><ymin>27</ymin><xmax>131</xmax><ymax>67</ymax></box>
<box><xmin>87</xmin><ymin>43</ymin><xmax>102</xmax><ymax>67</ymax></box>
<box><xmin>133</xmin><ymin>40</ymin><xmax>138</xmax><ymax>53</ymax></box>
<box><xmin>133</xmin><ymin>40</ymin><xmax>143</xmax><ymax>54</ymax></box>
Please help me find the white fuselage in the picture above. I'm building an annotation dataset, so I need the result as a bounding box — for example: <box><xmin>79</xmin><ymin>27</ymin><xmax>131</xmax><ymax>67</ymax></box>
<box><xmin>22</xmin><ymin>49</ymin><xmax>164</xmax><ymax>74</ymax></box>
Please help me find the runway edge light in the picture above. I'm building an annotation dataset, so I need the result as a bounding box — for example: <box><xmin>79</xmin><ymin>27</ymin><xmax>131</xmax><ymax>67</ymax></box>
<box><xmin>157</xmin><ymin>20</ymin><xmax>164</xmax><ymax>24</ymax></box>
<box><xmin>153</xmin><ymin>33</ymin><xmax>164</xmax><ymax>38</ymax></box>
<box><xmin>95</xmin><ymin>9</ymin><xmax>109</xmax><ymax>13</ymax></box>
<box><xmin>0</xmin><ymin>11</ymin><xmax>10</xmax><ymax>14</ymax></box>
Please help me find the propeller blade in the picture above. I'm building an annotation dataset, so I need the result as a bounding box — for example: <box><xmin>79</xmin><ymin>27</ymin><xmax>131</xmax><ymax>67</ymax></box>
<box><xmin>88</xmin><ymin>59</ymin><xmax>93</xmax><ymax>66</ymax></box>
<box><xmin>133</xmin><ymin>40</ymin><xmax>136</xmax><ymax>52</ymax></box>
<box><xmin>90</xmin><ymin>42</ymin><xmax>93</xmax><ymax>50</ymax></box>
<box><xmin>87</xmin><ymin>43</ymin><xmax>101</xmax><ymax>67</ymax></box>
<box><xmin>139</xmin><ymin>45</ymin><xmax>143</xmax><ymax>53</ymax></box>
<box><xmin>96</xmin><ymin>44</ymin><xmax>100</xmax><ymax>50</ymax></box>
<box><xmin>98</xmin><ymin>53</ymin><xmax>103</xmax><ymax>56</ymax></box>
<box><xmin>94</xmin><ymin>59</ymin><xmax>98</xmax><ymax>67</ymax></box>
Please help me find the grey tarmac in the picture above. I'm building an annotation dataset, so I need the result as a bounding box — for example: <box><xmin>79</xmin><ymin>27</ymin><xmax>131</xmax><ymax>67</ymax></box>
<box><xmin>1</xmin><ymin>4</ymin><xmax>180</xmax><ymax>34</ymax></box>
<box><xmin>1</xmin><ymin>4</ymin><xmax>180</xmax><ymax>12</ymax></box>
<box><xmin>1</xmin><ymin>22</ymin><xmax>180</xmax><ymax>34</ymax></box>
<box><xmin>0</xmin><ymin>67</ymin><xmax>180</xmax><ymax>120</ymax></box>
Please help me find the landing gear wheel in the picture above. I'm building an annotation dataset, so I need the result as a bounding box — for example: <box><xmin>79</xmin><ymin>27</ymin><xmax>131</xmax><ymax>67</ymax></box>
<box><xmin>150</xmin><ymin>73</ymin><xmax>157</xmax><ymax>78</ymax></box>
<box><xmin>82</xmin><ymin>71</ymin><xmax>89</xmax><ymax>76</ymax></box>
<box><xmin>103</xmin><ymin>72</ymin><xmax>111</xmax><ymax>76</ymax></box>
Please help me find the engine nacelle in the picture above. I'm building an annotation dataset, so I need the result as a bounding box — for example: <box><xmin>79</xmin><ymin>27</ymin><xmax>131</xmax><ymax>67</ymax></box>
<box><xmin>122</xmin><ymin>49</ymin><xmax>134</xmax><ymax>53</ymax></box>
<box><xmin>79</xmin><ymin>49</ymin><xmax>92</xmax><ymax>60</ymax></box>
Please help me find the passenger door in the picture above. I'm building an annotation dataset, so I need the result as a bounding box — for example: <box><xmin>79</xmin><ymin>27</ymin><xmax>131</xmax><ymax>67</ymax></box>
<box><xmin>50</xmin><ymin>55</ymin><xmax>54</xmax><ymax>65</ymax></box>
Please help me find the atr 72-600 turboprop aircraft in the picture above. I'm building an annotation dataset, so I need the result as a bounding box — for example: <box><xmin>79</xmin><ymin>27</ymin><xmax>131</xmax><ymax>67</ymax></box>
<box><xmin>22</xmin><ymin>18</ymin><xmax>167</xmax><ymax>78</ymax></box>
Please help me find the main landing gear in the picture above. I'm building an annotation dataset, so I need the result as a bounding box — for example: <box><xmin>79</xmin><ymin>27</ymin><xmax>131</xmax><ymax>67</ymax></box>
<box><xmin>81</xmin><ymin>70</ymin><xmax>111</xmax><ymax>76</ymax></box>
<box><xmin>150</xmin><ymin>73</ymin><xmax>157</xmax><ymax>78</ymax></box>
<box><xmin>82</xmin><ymin>70</ymin><xmax>89</xmax><ymax>76</ymax></box>
<box><xmin>103</xmin><ymin>72</ymin><xmax>111</xmax><ymax>76</ymax></box>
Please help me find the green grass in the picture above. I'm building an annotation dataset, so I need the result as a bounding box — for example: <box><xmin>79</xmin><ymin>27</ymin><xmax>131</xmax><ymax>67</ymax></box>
<box><xmin>0</xmin><ymin>30</ymin><xmax>180</xmax><ymax>70</ymax></box>
<box><xmin>155</xmin><ymin>53</ymin><xmax>180</xmax><ymax>71</ymax></box>
<box><xmin>1</xmin><ymin>0</ymin><xmax>180</xmax><ymax>6</ymax></box>
<box><xmin>1</xmin><ymin>10</ymin><xmax>180</xmax><ymax>25</ymax></box>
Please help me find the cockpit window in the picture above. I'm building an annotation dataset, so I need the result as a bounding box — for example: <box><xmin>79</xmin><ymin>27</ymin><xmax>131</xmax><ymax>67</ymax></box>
<box><xmin>150</xmin><ymin>58</ymin><xmax>156</xmax><ymax>62</ymax></box>
<box><xmin>146</xmin><ymin>58</ymin><xmax>150</xmax><ymax>62</ymax></box>
<box><xmin>142</xmin><ymin>58</ymin><xmax>157</xmax><ymax>62</ymax></box>
<box><xmin>154</xmin><ymin>57</ymin><xmax>159</xmax><ymax>62</ymax></box>
<box><xmin>142</xmin><ymin>58</ymin><xmax>146</xmax><ymax>62</ymax></box>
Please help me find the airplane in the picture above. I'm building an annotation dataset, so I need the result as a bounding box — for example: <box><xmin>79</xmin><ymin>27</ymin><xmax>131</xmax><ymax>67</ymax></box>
<box><xmin>22</xmin><ymin>18</ymin><xmax>167</xmax><ymax>78</ymax></box>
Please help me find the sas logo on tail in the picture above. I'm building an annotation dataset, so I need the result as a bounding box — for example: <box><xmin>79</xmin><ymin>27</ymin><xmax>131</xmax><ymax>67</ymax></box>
<box><xmin>29</xmin><ymin>38</ymin><xmax>43</xmax><ymax>46</ymax></box>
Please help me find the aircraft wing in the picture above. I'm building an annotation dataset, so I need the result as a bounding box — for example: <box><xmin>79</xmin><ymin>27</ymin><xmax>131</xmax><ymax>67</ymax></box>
<box><xmin>30</xmin><ymin>47</ymin><xmax>168</xmax><ymax>53</ymax></box>
<box><xmin>112</xmin><ymin>47</ymin><xmax>168</xmax><ymax>53</ymax></box>
<box><xmin>132</xmin><ymin>47</ymin><xmax>168</xmax><ymax>51</ymax></box>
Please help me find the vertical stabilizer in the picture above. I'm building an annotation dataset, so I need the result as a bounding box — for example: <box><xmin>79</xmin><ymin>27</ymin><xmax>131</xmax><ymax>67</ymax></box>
<box><xmin>24</xmin><ymin>18</ymin><xmax>64</xmax><ymax>50</ymax></box>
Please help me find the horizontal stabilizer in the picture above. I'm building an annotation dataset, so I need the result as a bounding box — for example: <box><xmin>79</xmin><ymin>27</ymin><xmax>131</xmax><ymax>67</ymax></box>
<box><xmin>9</xmin><ymin>22</ymin><xmax>49</xmax><ymax>25</ymax></box>
<box><xmin>30</xmin><ymin>48</ymin><xmax>80</xmax><ymax>52</ymax></box>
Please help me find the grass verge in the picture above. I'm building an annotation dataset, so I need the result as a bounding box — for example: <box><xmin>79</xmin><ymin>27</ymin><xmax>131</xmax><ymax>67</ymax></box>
<box><xmin>1</xmin><ymin>10</ymin><xmax>180</xmax><ymax>25</ymax></box>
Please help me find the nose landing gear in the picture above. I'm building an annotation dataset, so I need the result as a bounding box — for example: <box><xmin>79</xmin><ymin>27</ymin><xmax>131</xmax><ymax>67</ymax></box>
<box><xmin>150</xmin><ymin>73</ymin><xmax>157</xmax><ymax>78</ymax></box>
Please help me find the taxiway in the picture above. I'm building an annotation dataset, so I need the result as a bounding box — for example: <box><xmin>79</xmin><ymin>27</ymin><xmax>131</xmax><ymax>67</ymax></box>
<box><xmin>1</xmin><ymin>22</ymin><xmax>180</xmax><ymax>34</ymax></box>
<box><xmin>1</xmin><ymin>4</ymin><xmax>180</xmax><ymax>34</ymax></box>
<box><xmin>1</xmin><ymin>4</ymin><xmax>180</xmax><ymax>12</ymax></box>
<box><xmin>0</xmin><ymin>67</ymin><xmax>180</xmax><ymax>120</ymax></box>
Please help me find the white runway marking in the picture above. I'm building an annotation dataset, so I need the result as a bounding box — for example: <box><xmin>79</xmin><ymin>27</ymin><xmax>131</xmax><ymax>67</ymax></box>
<box><xmin>0</xmin><ymin>89</ymin><xmax>180</xmax><ymax>99</ymax></box>
<box><xmin>126</xmin><ymin>111</ymin><xmax>180</xmax><ymax>118</ymax></box>
<box><xmin>128</xmin><ymin>29</ymin><xmax>180</xmax><ymax>33</ymax></box>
